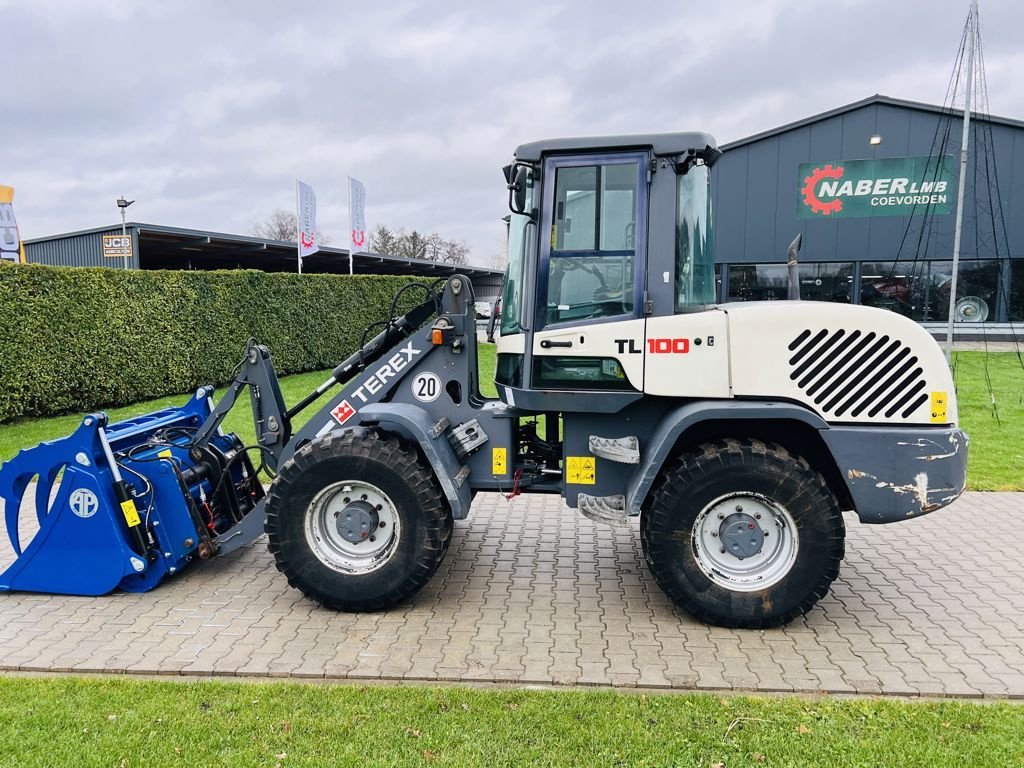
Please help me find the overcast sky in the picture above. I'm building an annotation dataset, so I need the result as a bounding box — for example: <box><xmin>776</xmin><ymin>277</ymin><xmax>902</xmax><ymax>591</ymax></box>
<box><xmin>6</xmin><ymin>0</ymin><xmax>1023</xmax><ymax>265</ymax></box>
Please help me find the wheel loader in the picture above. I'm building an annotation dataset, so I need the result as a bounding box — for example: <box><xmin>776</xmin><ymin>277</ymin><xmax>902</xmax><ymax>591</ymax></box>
<box><xmin>0</xmin><ymin>132</ymin><xmax>968</xmax><ymax>628</ymax></box>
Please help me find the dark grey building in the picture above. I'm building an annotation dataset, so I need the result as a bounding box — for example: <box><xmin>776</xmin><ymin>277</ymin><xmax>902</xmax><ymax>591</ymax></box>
<box><xmin>24</xmin><ymin>223</ymin><xmax>503</xmax><ymax>300</ymax></box>
<box><xmin>712</xmin><ymin>94</ymin><xmax>1023</xmax><ymax>330</ymax></box>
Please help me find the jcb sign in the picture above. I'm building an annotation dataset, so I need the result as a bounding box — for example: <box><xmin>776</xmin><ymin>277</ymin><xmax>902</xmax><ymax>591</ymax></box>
<box><xmin>102</xmin><ymin>235</ymin><xmax>133</xmax><ymax>259</ymax></box>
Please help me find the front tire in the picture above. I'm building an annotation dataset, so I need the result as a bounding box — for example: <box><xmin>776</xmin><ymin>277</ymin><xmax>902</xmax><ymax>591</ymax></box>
<box><xmin>265</xmin><ymin>429</ymin><xmax>452</xmax><ymax>611</ymax></box>
<box><xmin>642</xmin><ymin>438</ymin><xmax>844</xmax><ymax>628</ymax></box>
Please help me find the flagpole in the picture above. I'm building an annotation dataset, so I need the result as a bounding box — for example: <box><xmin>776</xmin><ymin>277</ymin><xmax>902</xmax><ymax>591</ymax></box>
<box><xmin>348</xmin><ymin>176</ymin><xmax>354</xmax><ymax>276</ymax></box>
<box><xmin>295</xmin><ymin>179</ymin><xmax>302</xmax><ymax>275</ymax></box>
<box><xmin>945</xmin><ymin>0</ymin><xmax>977</xmax><ymax>364</ymax></box>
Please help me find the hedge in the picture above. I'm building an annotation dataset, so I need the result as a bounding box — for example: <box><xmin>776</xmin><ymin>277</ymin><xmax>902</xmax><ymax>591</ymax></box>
<box><xmin>0</xmin><ymin>262</ymin><xmax>425</xmax><ymax>423</ymax></box>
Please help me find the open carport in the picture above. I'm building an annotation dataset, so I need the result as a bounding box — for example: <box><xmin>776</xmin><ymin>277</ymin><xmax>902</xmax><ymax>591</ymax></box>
<box><xmin>24</xmin><ymin>223</ymin><xmax>504</xmax><ymax>300</ymax></box>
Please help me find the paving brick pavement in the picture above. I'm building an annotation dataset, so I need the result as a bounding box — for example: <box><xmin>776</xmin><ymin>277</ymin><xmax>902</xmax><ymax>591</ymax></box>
<box><xmin>2</xmin><ymin>491</ymin><xmax>1023</xmax><ymax>697</ymax></box>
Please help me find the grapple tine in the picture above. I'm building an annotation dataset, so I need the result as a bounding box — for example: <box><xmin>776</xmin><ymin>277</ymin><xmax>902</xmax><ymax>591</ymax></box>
<box><xmin>1</xmin><ymin>465</ymin><xmax>33</xmax><ymax>557</ymax></box>
<box><xmin>35</xmin><ymin>464</ymin><xmax>61</xmax><ymax>526</ymax></box>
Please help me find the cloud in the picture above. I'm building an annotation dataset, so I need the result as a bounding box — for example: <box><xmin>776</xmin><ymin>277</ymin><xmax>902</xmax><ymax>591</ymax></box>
<box><xmin>5</xmin><ymin>0</ymin><xmax>1021</xmax><ymax>265</ymax></box>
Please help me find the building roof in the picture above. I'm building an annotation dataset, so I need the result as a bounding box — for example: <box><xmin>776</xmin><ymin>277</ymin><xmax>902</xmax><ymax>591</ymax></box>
<box><xmin>25</xmin><ymin>222</ymin><xmax>502</xmax><ymax>279</ymax></box>
<box><xmin>514</xmin><ymin>132</ymin><xmax>718</xmax><ymax>162</ymax></box>
<box><xmin>721</xmin><ymin>94</ymin><xmax>1024</xmax><ymax>151</ymax></box>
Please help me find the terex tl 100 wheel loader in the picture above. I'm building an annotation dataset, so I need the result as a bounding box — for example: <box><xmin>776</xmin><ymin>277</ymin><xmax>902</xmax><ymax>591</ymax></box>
<box><xmin>0</xmin><ymin>132</ymin><xmax>968</xmax><ymax>627</ymax></box>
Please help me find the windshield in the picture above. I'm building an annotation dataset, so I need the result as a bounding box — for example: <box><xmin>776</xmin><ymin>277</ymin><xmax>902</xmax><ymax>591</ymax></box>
<box><xmin>676</xmin><ymin>165</ymin><xmax>715</xmax><ymax>309</ymax></box>
<box><xmin>500</xmin><ymin>168</ymin><xmax>534</xmax><ymax>335</ymax></box>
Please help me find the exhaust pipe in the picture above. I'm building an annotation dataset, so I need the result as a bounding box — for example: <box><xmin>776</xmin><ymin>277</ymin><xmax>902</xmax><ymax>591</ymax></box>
<box><xmin>787</xmin><ymin>233</ymin><xmax>802</xmax><ymax>300</ymax></box>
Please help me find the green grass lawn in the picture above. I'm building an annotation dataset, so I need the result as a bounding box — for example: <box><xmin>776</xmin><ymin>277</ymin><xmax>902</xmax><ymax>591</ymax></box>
<box><xmin>952</xmin><ymin>351</ymin><xmax>1024</xmax><ymax>490</ymax></box>
<box><xmin>0</xmin><ymin>677</ymin><xmax>1020</xmax><ymax>767</ymax></box>
<box><xmin>0</xmin><ymin>345</ymin><xmax>1020</xmax><ymax>491</ymax></box>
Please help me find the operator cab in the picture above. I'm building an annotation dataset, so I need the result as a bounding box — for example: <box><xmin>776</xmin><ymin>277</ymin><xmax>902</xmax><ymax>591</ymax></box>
<box><xmin>495</xmin><ymin>133</ymin><xmax>722</xmax><ymax>410</ymax></box>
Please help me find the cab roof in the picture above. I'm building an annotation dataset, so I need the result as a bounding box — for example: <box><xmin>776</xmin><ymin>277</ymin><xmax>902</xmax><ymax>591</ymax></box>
<box><xmin>513</xmin><ymin>132</ymin><xmax>718</xmax><ymax>162</ymax></box>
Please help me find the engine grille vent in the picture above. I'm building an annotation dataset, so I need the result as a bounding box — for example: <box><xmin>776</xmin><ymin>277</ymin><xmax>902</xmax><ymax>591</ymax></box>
<box><xmin>787</xmin><ymin>328</ymin><xmax>928</xmax><ymax>419</ymax></box>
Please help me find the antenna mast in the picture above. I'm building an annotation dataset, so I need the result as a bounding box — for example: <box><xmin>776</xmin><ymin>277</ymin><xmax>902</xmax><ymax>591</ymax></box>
<box><xmin>945</xmin><ymin>0</ymin><xmax>978</xmax><ymax>364</ymax></box>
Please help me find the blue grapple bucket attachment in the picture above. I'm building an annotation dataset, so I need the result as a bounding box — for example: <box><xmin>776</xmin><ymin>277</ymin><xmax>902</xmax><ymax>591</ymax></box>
<box><xmin>0</xmin><ymin>387</ymin><xmax>266</xmax><ymax>596</ymax></box>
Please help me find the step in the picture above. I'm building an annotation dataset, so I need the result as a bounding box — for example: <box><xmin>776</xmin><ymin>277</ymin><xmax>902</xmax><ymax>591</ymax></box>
<box><xmin>578</xmin><ymin>493</ymin><xmax>629</xmax><ymax>528</ymax></box>
<box><xmin>588</xmin><ymin>435</ymin><xmax>640</xmax><ymax>464</ymax></box>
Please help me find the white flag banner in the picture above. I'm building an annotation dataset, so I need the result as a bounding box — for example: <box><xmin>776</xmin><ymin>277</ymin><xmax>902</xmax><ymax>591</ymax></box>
<box><xmin>296</xmin><ymin>179</ymin><xmax>319</xmax><ymax>266</ymax></box>
<box><xmin>0</xmin><ymin>185</ymin><xmax>25</xmax><ymax>264</ymax></box>
<box><xmin>348</xmin><ymin>176</ymin><xmax>367</xmax><ymax>259</ymax></box>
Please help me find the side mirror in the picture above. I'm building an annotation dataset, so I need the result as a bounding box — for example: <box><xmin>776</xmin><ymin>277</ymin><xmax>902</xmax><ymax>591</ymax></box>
<box><xmin>507</xmin><ymin>164</ymin><xmax>531</xmax><ymax>215</ymax></box>
<box><xmin>486</xmin><ymin>298</ymin><xmax>501</xmax><ymax>343</ymax></box>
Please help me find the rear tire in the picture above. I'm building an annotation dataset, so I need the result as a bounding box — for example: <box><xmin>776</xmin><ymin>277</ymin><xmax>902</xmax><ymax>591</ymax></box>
<box><xmin>265</xmin><ymin>428</ymin><xmax>451</xmax><ymax>612</ymax></box>
<box><xmin>641</xmin><ymin>438</ymin><xmax>844</xmax><ymax>628</ymax></box>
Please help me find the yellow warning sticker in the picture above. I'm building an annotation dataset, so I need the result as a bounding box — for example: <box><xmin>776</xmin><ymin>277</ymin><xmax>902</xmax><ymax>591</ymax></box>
<box><xmin>492</xmin><ymin>447</ymin><xmax>507</xmax><ymax>476</ymax></box>
<box><xmin>157</xmin><ymin>449</ymin><xmax>173</xmax><ymax>459</ymax></box>
<box><xmin>930</xmin><ymin>391</ymin><xmax>948</xmax><ymax>423</ymax></box>
<box><xmin>120</xmin><ymin>500</ymin><xmax>141</xmax><ymax>528</ymax></box>
<box><xmin>566</xmin><ymin>456</ymin><xmax>596</xmax><ymax>485</ymax></box>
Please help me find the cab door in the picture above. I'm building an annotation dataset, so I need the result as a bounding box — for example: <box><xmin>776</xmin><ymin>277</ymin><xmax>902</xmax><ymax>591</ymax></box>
<box><xmin>531</xmin><ymin>152</ymin><xmax>649</xmax><ymax>391</ymax></box>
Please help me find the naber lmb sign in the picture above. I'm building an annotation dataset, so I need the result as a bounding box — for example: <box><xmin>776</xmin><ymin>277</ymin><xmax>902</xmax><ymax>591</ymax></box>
<box><xmin>798</xmin><ymin>155</ymin><xmax>955</xmax><ymax>219</ymax></box>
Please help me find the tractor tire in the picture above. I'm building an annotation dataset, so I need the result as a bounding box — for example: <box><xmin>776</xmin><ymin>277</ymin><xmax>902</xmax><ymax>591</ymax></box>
<box><xmin>265</xmin><ymin>428</ymin><xmax>452</xmax><ymax>612</ymax></box>
<box><xmin>641</xmin><ymin>438</ymin><xmax>844</xmax><ymax>629</ymax></box>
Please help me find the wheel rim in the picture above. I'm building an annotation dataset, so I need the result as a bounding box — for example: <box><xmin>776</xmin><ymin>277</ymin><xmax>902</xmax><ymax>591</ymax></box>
<box><xmin>304</xmin><ymin>480</ymin><xmax>400</xmax><ymax>575</ymax></box>
<box><xmin>691</xmin><ymin>492</ymin><xmax>798</xmax><ymax>592</ymax></box>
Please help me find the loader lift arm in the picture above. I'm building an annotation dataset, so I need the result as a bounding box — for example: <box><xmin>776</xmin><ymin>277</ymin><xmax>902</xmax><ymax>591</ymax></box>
<box><xmin>189</xmin><ymin>284</ymin><xmax>443</xmax><ymax>475</ymax></box>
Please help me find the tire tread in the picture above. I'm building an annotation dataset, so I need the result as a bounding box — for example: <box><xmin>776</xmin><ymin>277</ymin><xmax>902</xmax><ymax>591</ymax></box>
<box><xmin>265</xmin><ymin>428</ymin><xmax>451</xmax><ymax>612</ymax></box>
<box><xmin>642</xmin><ymin>438</ymin><xmax>844</xmax><ymax>629</ymax></box>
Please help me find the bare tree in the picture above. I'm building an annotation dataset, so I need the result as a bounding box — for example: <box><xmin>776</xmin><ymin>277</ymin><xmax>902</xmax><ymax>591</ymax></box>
<box><xmin>439</xmin><ymin>239</ymin><xmax>470</xmax><ymax>265</ymax></box>
<box><xmin>489</xmin><ymin>232</ymin><xmax>509</xmax><ymax>270</ymax></box>
<box><xmin>424</xmin><ymin>232</ymin><xmax>446</xmax><ymax>261</ymax></box>
<box><xmin>252</xmin><ymin>208</ymin><xmax>330</xmax><ymax>244</ymax></box>
<box><xmin>252</xmin><ymin>209</ymin><xmax>295</xmax><ymax>241</ymax></box>
<box><xmin>488</xmin><ymin>250</ymin><xmax>508</xmax><ymax>271</ymax></box>
<box><xmin>373</xmin><ymin>223</ymin><xmax>473</xmax><ymax>263</ymax></box>
<box><xmin>370</xmin><ymin>225</ymin><xmax>400</xmax><ymax>255</ymax></box>
<box><xmin>399</xmin><ymin>230</ymin><xmax>428</xmax><ymax>260</ymax></box>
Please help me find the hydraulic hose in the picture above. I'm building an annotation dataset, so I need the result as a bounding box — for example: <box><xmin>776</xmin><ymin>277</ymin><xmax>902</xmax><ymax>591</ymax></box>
<box><xmin>284</xmin><ymin>292</ymin><xmax>440</xmax><ymax>421</ymax></box>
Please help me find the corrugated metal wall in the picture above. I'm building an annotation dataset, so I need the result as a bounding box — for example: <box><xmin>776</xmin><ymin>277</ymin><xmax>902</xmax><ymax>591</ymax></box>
<box><xmin>712</xmin><ymin>102</ymin><xmax>1024</xmax><ymax>264</ymax></box>
<box><xmin>25</xmin><ymin>226</ymin><xmax>139</xmax><ymax>269</ymax></box>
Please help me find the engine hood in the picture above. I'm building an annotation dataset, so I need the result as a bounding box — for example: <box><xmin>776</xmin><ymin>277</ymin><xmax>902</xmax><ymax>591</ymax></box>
<box><xmin>724</xmin><ymin>301</ymin><xmax>957</xmax><ymax>426</ymax></box>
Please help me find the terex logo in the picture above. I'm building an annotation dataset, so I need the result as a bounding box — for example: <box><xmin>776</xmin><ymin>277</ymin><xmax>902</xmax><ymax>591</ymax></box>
<box><xmin>331</xmin><ymin>400</ymin><xmax>357</xmax><ymax>426</ymax></box>
<box><xmin>349</xmin><ymin>343</ymin><xmax>422</xmax><ymax>404</ymax></box>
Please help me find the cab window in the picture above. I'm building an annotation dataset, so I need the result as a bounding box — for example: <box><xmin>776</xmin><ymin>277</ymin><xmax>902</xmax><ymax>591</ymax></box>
<box><xmin>546</xmin><ymin>162</ymin><xmax>638</xmax><ymax>325</ymax></box>
<box><xmin>675</xmin><ymin>165</ymin><xmax>715</xmax><ymax>310</ymax></box>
